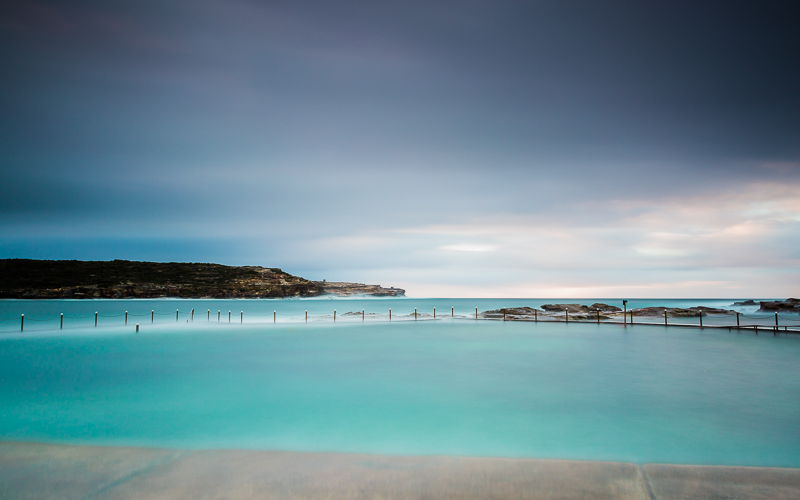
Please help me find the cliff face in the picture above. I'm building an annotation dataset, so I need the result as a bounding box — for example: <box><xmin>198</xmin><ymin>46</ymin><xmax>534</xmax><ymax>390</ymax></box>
<box><xmin>0</xmin><ymin>259</ymin><xmax>324</xmax><ymax>299</ymax></box>
<box><xmin>314</xmin><ymin>281</ymin><xmax>405</xmax><ymax>297</ymax></box>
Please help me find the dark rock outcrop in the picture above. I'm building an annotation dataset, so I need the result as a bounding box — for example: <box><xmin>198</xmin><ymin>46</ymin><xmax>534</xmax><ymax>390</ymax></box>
<box><xmin>482</xmin><ymin>307</ymin><xmax>542</xmax><ymax>319</ymax></box>
<box><xmin>732</xmin><ymin>300</ymin><xmax>757</xmax><ymax>306</ymax></box>
<box><xmin>540</xmin><ymin>304</ymin><xmax>591</xmax><ymax>313</ymax></box>
<box><xmin>758</xmin><ymin>299</ymin><xmax>800</xmax><ymax>312</ymax></box>
<box><xmin>0</xmin><ymin>259</ymin><xmax>402</xmax><ymax>299</ymax></box>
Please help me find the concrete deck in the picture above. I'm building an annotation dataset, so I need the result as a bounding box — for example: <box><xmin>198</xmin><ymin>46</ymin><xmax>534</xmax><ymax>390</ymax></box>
<box><xmin>1</xmin><ymin>442</ymin><xmax>799</xmax><ymax>499</ymax></box>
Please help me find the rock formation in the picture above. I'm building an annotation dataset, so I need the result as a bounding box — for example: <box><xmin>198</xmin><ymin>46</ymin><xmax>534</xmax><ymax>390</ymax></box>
<box><xmin>758</xmin><ymin>299</ymin><xmax>800</xmax><ymax>312</ymax></box>
<box><xmin>0</xmin><ymin>259</ymin><xmax>403</xmax><ymax>299</ymax></box>
<box><xmin>314</xmin><ymin>281</ymin><xmax>405</xmax><ymax>297</ymax></box>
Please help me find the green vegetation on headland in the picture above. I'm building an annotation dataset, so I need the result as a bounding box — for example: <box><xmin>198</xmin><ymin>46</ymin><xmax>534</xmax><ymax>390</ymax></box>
<box><xmin>0</xmin><ymin>259</ymin><xmax>405</xmax><ymax>299</ymax></box>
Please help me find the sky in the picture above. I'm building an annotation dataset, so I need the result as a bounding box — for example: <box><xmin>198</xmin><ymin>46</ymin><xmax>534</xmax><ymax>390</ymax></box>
<box><xmin>1</xmin><ymin>0</ymin><xmax>798</xmax><ymax>298</ymax></box>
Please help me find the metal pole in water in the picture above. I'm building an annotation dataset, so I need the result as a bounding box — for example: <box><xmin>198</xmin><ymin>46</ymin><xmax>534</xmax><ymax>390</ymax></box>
<box><xmin>434</xmin><ymin>307</ymin><xmax>436</xmax><ymax>319</ymax></box>
<box><xmin>451</xmin><ymin>306</ymin><xmax>454</xmax><ymax>317</ymax></box>
<box><xmin>191</xmin><ymin>309</ymin><xmax>194</xmax><ymax>322</ymax></box>
<box><xmin>623</xmin><ymin>302</ymin><xmax>627</xmax><ymax>325</ymax></box>
<box><xmin>218</xmin><ymin>310</ymin><xmax>220</xmax><ymax>322</ymax></box>
<box><xmin>228</xmin><ymin>311</ymin><xmax>231</xmax><ymax>323</ymax></box>
<box><xmin>775</xmin><ymin>313</ymin><xmax>779</xmax><ymax>332</ymax></box>
<box><xmin>664</xmin><ymin>309</ymin><xmax>667</xmax><ymax>326</ymax></box>
<box><xmin>125</xmin><ymin>311</ymin><xmax>128</xmax><ymax>325</ymax></box>
<box><xmin>208</xmin><ymin>310</ymin><xmax>210</xmax><ymax>321</ymax></box>
<box><xmin>534</xmin><ymin>309</ymin><xmax>538</xmax><ymax>322</ymax></box>
<box><xmin>241</xmin><ymin>311</ymin><xmax>243</xmax><ymax>324</ymax></box>
<box><xmin>414</xmin><ymin>308</ymin><xmax>417</xmax><ymax>320</ymax></box>
<box><xmin>736</xmin><ymin>311</ymin><xmax>739</xmax><ymax>326</ymax></box>
<box><xmin>362</xmin><ymin>309</ymin><xmax>365</xmax><ymax>321</ymax></box>
<box><xmin>151</xmin><ymin>310</ymin><xmax>154</xmax><ymax>323</ymax></box>
<box><xmin>176</xmin><ymin>309</ymin><xmax>179</xmax><ymax>322</ymax></box>
<box><xmin>699</xmin><ymin>313</ymin><xmax>703</xmax><ymax>328</ymax></box>
<box><xmin>61</xmin><ymin>313</ymin><xmax>64</xmax><ymax>329</ymax></box>
<box><xmin>136</xmin><ymin>323</ymin><xmax>139</xmax><ymax>333</ymax></box>
<box><xmin>389</xmin><ymin>308</ymin><xmax>391</xmax><ymax>321</ymax></box>
<box><xmin>20</xmin><ymin>314</ymin><xmax>23</xmax><ymax>332</ymax></box>
<box><xmin>503</xmin><ymin>309</ymin><xmax>506</xmax><ymax>321</ymax></box>
<box><xmin>630</xmin><ymin>311</ymin><xmax>633</xmax><ymax>325</ymax></box>
<box><xmin>334</xmin><ymin>310</ymin><xmax>336</xmax><ymax>322</ymax></box>
<box><xmin>598</xmin><ymin>310</ymin><xmax>601</xmax><ymax>324</ymax></box>
<box><xmin>273</xmin><ymin>311</ymin><xmax>276</xmax><ymax>323</ymax></box>
<box><xmin>476</xmin><ymin>307</ymin><xmax>478</xmax><ymax>320</ymax></box>
<box><xmin>565</xmin><ymin>310</ymin><xmax>569</xmax><ymax>323</ymax></box>
<box><xmin>305</xmin><ymin>310</ymin><xmax>308</xmax><ymax>323</ymax></box>
<box><xmin>95</xmin><ymin>312</ymin><xmax>98</xmax><ymax>327</ymax></box>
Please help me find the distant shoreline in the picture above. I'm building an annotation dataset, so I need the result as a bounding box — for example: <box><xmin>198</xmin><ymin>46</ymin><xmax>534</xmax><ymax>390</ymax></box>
<box><xmin>0</xmin><ymin>259</ymin><xmax>405</xmax><ymax>299</ymax></box>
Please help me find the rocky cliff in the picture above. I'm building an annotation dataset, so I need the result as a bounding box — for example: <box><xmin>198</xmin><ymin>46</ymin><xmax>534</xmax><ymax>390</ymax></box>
<box><xmin>0</xmin><ymin>259</ymin><xmax>399</xmax><ymax>299</ymax></box>
<box><xmin>313</xmin><ymin>281</ymin><xmax>405</xmax><ymax>297</ymax></box>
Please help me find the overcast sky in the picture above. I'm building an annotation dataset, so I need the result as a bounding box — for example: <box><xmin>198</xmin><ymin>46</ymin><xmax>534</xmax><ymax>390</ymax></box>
<box><xmin>1</xmin><ymin>0</ymin><xmax>798</xmax><ymax>297</ymax></box>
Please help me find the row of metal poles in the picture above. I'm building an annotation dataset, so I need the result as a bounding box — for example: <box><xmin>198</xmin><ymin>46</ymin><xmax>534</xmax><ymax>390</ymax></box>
<box><xmin>10</xmin><ymin>306</ymin><xmax>799</xmax><ymax>332</ymax></box>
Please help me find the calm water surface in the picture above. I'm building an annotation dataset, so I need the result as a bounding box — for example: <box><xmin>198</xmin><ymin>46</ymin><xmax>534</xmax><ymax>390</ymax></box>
<box><xmin>1</xmin><ymin>301</ymin><xmax>798</xmax><ymax>467</ymax></box>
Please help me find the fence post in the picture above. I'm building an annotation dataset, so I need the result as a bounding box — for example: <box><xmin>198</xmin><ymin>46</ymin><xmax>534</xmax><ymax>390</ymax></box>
<box><xmin>61</xmin><ymin>313</ymin><xmax>63</xmax><ymax>329</ymax></box>
<box><xmin>95</xmin><ymin>312</ymin><xmax>98</xmax><ymax>327</ymax></box>
<box><xmin>125</xmin><ymin>311</ymin><xmax>128</xmax><ymax>325</ymax></box>
<box><xmin>20</xmin><ymin>314</ymin><xmax>24</xmax><ymax>332</ymax></box>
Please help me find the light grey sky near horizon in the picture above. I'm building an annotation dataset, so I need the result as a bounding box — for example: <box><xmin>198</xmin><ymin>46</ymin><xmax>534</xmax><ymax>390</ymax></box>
<box><xmin>1</xmin><ymin>0</ymin><xmax>798</xmax><ymax>297</ymax></box>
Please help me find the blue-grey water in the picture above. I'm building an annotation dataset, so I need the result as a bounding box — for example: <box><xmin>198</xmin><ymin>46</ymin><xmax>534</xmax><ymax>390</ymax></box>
<box><xmin>1</xmin><ymin>298</ymin><xmax>799</xmax><ymax>467</ymax></box>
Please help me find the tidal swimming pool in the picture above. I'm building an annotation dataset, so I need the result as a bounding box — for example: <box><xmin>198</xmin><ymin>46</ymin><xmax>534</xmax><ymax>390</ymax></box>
<box><xmin>1</xmin><ymin>319</ymin><xmax>798</xmax><ymax>467</ymax></box>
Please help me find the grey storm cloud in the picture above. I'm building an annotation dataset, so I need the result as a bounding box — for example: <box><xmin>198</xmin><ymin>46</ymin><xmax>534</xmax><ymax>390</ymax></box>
<box><xmin>1</xmin><ymin>0</ymin><xmax>798</xmax><ymax>296</ymax></box>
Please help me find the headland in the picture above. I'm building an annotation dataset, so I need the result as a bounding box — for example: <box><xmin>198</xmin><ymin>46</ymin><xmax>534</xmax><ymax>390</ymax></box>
<box><xmin>0</xmin><ymin>259</ymin><xmax>405</xmax><ymax>299</ymax></box>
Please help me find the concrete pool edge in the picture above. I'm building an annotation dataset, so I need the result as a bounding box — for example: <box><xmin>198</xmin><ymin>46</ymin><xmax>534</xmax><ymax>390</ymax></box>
<box><xmin>2</xmin><ymin>441</ymin><xmax>799</xmax><ymax>499</ymax></box>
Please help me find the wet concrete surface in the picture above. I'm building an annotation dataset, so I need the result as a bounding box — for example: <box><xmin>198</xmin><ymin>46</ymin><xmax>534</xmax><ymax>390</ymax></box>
<box><xmin>1</xmin><ymin>442</ymin><xmax>799</xmax><ymax>499</ymax></box>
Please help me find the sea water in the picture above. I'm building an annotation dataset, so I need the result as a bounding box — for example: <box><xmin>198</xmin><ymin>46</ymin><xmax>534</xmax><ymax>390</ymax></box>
<box><xmin>1</xmin><ymin>299</ymin><xmax>799</xmax><ymax>467</ymax></box>
<box><xmin>0</xmin><ymin>297</ymin><xmax>795</xmax><ymax>333</ymax></box>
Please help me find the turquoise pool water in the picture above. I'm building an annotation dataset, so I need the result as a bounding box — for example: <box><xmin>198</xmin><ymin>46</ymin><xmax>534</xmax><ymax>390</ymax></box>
<box><xmin>1</xmin><ymin>307</ymin><xmax>798</xmax><ymax>467</ymax></box>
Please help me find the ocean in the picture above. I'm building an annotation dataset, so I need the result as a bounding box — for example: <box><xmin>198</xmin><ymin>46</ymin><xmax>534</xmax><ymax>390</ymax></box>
<box><xmin>1</xmin><ymin>298</ymin><xmax>798</xmax><ymax>467</ymax></box>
